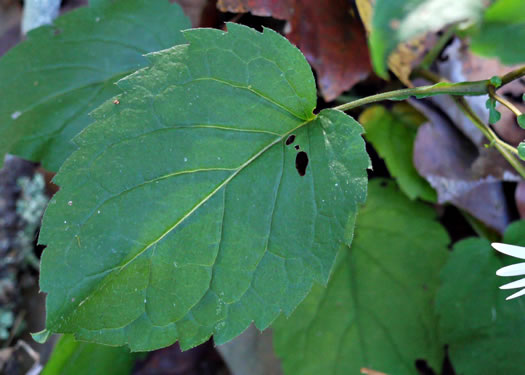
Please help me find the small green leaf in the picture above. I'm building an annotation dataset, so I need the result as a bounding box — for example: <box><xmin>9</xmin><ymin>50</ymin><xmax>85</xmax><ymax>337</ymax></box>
<box><xmin>369</xmin><ymin>0</ymin><xmax>486</xmax><ymax>77</ymax></box>
<box><xmin>42</xmin><ymin>335</ymin><xmax>137</xmax><ymax>375</ymax></box>
<box><xmin>490</xmin><ymin>75</ymin><xmax>502</xmax><ymax>87</ymax></box>
<box><xmin>519</xmin><ymin>142</ymin><xmax>525</xmax><ymax>160</ymax></box>
<box><xmin>31</xmin><ymin>329</ymin><xmax>51</xmax><ymax>344</ymax></box>
<box><xmin>485</xmin><ymin>97</ymin><xmax>501</xmax><ymax>124</ymax></box>
<box><xmin>470</xmin><ymin>0</ymin><xmax>525</xmax><ymax>64</ymax></box>
<box><xmin>39</xmin><ymin>24</ymin><xmax>370</xmax><ymax>351</ymax></box>
<box><xmin>518</xmin><ymin>114</ymin><xmax>525</xmax><ymax>129</ymax></box>
<box><xmin>360</xmin><ymin>103</ymin><xmax>436</xmax><ymax>201</ymax></box>
<box><xmin>435</xmin><ymin>220</ymin><xmax>525</xmax><ymax>374</ymax></box>
<box><xmin>0</xmin><ymin>0</ymin><xmax>190</xmax><ymax>170</ymax></box>
<box><xmin>273</xmin><ymin>179</ymin><xmax>449</xmax><ymax>375</ymax></box>
<box><xmin>89</xmin><ymin>0</ymin><xmax>110</xmax><ymax>7</ymax></box>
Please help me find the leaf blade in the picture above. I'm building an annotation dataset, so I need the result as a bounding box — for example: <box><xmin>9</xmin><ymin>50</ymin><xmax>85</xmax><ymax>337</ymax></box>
<box><xmin>359</xmin><ymin>104</ymin><xmax>436</xmax><ymax>201</ymax></box>
<box><xmin>0</xmin><ymin>0</ymin><xmax>190</xmax><ymax>170</ymax></box>
<box><xmin>470</xmin><ymin>0</ymin><xmax>525</xmax><ymax>64</ymax></box>
<box><xmin>39</xmin><ymin>24</ymin><xmax>370</xmax><ymax>351</ymax></box>
<box><xmin>273</xmin><ymin>179</ymin><xmax>449</xmax><ymax>375</ymax></box>
<box><xmin>435</xmin><ymin>220</ymin><xmax>525</xmax><ymax>374</ymax></box>
<box><xmin>41</xmin><ymin>334</ymin><xmax>137</xmax><ymax>375</ymax></box>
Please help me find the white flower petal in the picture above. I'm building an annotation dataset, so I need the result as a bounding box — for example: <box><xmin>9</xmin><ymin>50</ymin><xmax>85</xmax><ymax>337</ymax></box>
<box><xmin>496</xmin><ymin>262</ymin><xmax>525</xmax><ymax>276</ymax></box>
<box><xmin>492</xmin><ymin>243</ymin><xmax>525</xmax><ymax>260</ymax></box>
<box><xmin>506</xmin><ymin>288</ymin><xmax>525</xmax><ymax>300</ymax></box>
<box><xmin>500</xmin><ymin>277</ymin><xmax>525</xmax><ymax>290</ymax></box>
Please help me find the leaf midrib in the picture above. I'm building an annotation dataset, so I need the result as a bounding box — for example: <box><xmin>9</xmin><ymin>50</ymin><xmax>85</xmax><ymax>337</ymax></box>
<box><xmin>191</xmin><ymin>76</ymin><xmax>309</xmax><ymax>121</ymax></box>
<box><xmin>63</xmin><ymin>117</ymin><xmax>314</xmax><ymax>327</ymax></box>
<box><xmin>116</xmin><ymin>118</ymin><xmax>312</xmax><ymax>272</ymax></box>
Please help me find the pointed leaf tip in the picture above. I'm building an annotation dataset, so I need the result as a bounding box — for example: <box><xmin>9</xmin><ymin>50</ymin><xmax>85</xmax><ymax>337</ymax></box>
<box><xmin>32</xmin><ymin>329</ymin><xmax>51</xmax><ymax>344</ymax></box>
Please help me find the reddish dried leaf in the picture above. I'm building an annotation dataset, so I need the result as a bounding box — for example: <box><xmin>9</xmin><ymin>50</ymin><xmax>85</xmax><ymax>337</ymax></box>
<box><xmin>172</xmin><ymin>0</ymin><xmax>217</xmax><ymax>27</ymax></box>
<box><xmin>217</xmin><ymin>0</ymin><xmax>372</xmax><ymax>101</ymax></box>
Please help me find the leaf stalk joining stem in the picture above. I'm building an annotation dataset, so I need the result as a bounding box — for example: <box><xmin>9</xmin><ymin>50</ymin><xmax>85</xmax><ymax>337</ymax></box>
<box><xmin>333</xmin><ymin>66</ymin><xmax>525</xmax><ymax>179</ymax></box>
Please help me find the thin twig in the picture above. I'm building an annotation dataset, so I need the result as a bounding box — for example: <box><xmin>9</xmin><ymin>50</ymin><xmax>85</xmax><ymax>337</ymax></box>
<box><xmin>332</xmin><ymin>65</ymin><xmax>525</xmax><ymax>178</ymax></box>
<box><xmin>420</xmin><ymin>26</ymin><xmax>456</xmax><ymax>69</ymax></box>
<box><xmin>333</xmin><ymin>81</ymin><xmax>486</xmax><ymax>112</ymax></box>
<box><xmin>488</xmin><ymin>85</ymin><xmax>523</xmax><ymax>118</ymax></box>
<box><xmin>501</xmin><ymin>66</ymin><xmax>525</xmax><ymax>86</ymax></box>
<box><xmin>416</xmin><ymin>69</ymin><xmax>525</xmax><ymax>179</ymax></box>
<box><xmin>334</xmin><ymin>65</ymin><xmax>525</xmax><ymax>113</ymax></box>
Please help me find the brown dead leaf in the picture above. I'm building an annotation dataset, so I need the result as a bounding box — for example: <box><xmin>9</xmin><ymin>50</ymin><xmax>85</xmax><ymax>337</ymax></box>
<box><xmin>426</xmin><ymin>40</ymin><xmax>525</xmax><ymax>173</ymax></box>
<box><xmin>355</xmin><ymin>0</ymin><xmax>432</xmax><ymax>87</ymax></box>
<box><xmin>412</xmin><ymin>101</ymin><xmax>511</xmax><ymax>233</ymax></box>
<box><xmin>217</xmin><ymin>0</ymin><xmax>372</xmax><ymax>101</ymax></box>
<box><xmin>173</xmin><ymin>0</ymin><xmax>217</xmax><ymax>27</ymax></box>
<box><xmin>413</xmin><ymin>39</ymin><xmax>525</xmax><ymax>233</ymax></box>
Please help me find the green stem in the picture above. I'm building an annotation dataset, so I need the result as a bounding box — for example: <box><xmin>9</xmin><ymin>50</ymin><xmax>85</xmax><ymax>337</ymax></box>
<box><xmin>334</xmin><ymin>65</ymin><xmax>525</xmax><ymax>113</ymax></box>
<box><xmin>454</xmin><ymin>96</ymin><xmax>516</xmax><ymax>153</ymax></box>
<box><xmin>331</xmin><ymin>65</ymin><xmax>525</xmax><ymax>179</ymax></box>
<box><xmin>333</xmin><ymin>82</ymin><xmax>486</xmax><ymax>112</ymax></box>
<box><xmin>501</xmin><ymin>66</ymin><xmax>525</xmax><ymax>86</ymax></box>
<box><xmin>420</xmin><ymin>27</ymin><xmax>456</xmax><ymax>69</ymax></box>
<box><xmin>414</xmin><ymin>70</ymin><xmax>525</xmax><ymax>179</ymax></box>
<box><xmin>455</xmin><ymin>96</ymin><xmax>525</xmax><ymax>178</ymax></box>
<box><xmin>488</xmin><ymin>85</ymin><xmax>523</xmax><ymax>117</ymax></box>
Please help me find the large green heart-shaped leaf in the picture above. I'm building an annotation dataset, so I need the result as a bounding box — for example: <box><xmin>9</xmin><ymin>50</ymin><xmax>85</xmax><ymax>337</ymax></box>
<box><xmin>273</xmin><ymin>179</ymin><xmax>449</xmax><ymax>375</ymax></box>
<box><xmin>435</xmin><ymin>220</ymin><xmax>525</xmax><ymax>374</ymax></box>
<box><xmin>0</xmin><ymin>0</ymin><xmax>190</xmax><ymax>171</ymax></box>
<box><xmin>38</xmin><ymin>24</ymin><xmax>370</xmax><ymax>351</ymax></box>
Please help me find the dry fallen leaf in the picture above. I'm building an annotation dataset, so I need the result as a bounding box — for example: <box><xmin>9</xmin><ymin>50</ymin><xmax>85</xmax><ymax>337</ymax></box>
<box><xmin>217</xmin><ymin>0</ymin><xmax>372</xmax><ymax>101</ymax></box>
<box><xmin>407</xmin><ymin>37</ymin><xmax>525</xmax><ymax>233</ymax></box>
<box><xmin>355</xmin><ymin>0</ymin><xmax>431</xmax><ymax>87</ymax></box>
<box><xmin>412</xmin><ymin>102</ymin><xmax>511</xmax><ymax>233</ymax></box>
<box><xmin>434</xmin><ymin>38</ymin><xmax>525</xmax><ymax>147</ymax></box>
<box><xmin>173</xmin><ymin>0</ymin><xmax>215</xmax><ymax>27</ymax></box>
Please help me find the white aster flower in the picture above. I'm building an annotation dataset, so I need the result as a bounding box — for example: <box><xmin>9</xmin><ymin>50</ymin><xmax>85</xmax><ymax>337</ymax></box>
<box><xmin>492</xmin><ymin>242</ymin><xmax>525</xmax><ymax>300</ymax></box>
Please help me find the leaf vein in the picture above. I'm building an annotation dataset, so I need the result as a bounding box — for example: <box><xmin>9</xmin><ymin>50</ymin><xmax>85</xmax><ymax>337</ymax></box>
<box><xmin>191</xmin><ymin>76</ymin><xmax>307</xmax><ymax>121</ymax></box>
